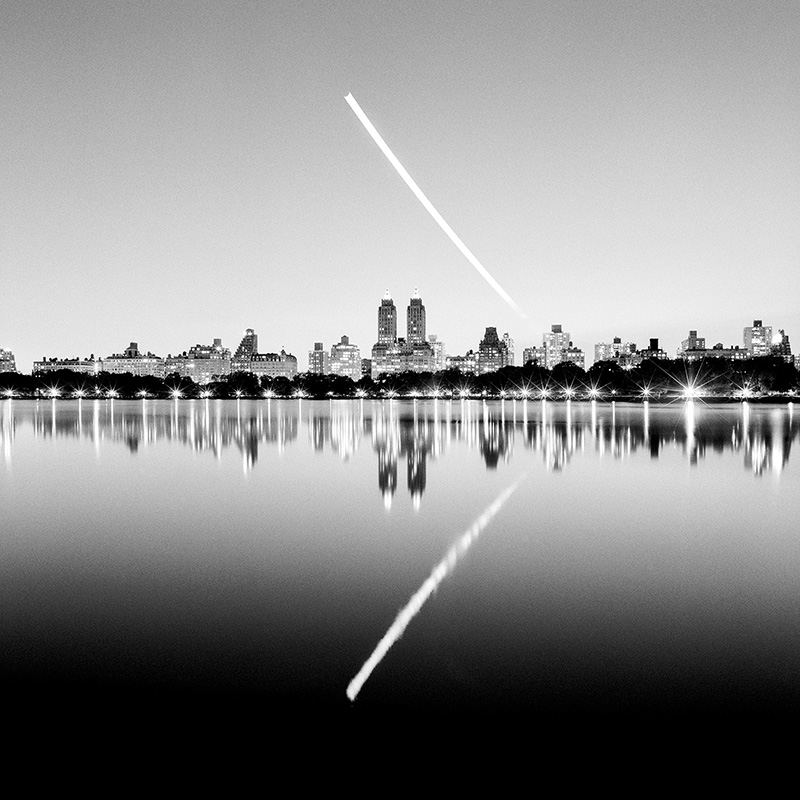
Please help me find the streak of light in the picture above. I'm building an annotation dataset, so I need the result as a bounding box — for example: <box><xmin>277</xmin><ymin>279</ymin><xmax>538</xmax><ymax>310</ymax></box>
<box><xmin>346</xmin><ymin>473</ymin><xmax>526</xmax><ymax>702</ymax></box>
<box><xmin>345</xmin><ymin>93</ymin><xmax>526</xmax><ymax>318</ymax></box>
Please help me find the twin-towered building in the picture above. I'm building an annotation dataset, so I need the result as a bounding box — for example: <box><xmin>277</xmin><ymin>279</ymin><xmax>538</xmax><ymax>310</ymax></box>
<box><xmin>370</xmin><ymin>289</ymin><xmax>443</xmax><ymax>379</ymax></box>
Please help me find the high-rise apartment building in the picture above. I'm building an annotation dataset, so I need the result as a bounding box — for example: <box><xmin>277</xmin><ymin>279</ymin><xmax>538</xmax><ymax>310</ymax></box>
<box><xmin>330</xmin><ymin>335</ymin><xmax>362</xmax><ymax>381</ymax></box>
<box><xmin>677</xmin><ymin>330</ymin><xmax>706</xmax><ymax>357</ymax></box>
<box><xmin>308</xmin><ymin>342</ymin><xmax>329</xmax><ymax>374</ymax></box>
<box><xmin>744</xmin><ymin>320</ymin><xmax>772</xmax><ymax>356</ymax></box>
<box><xmin>235</xmin><ymin>329</ymin><xmax>258</xmax><ymax>360</ymax></box>
<box><xmin>406</xmin><ymin>289</ymin><xmax>426</xmax><ymax>345</ymax></box>
<box><xmin>428</xmin><ymin>335</ymin><xmax>445</xmax><ymax>372</ymax></box>
<box><xmin>529</xmin><ymin>324</ymin><xmax>585</xmax><ymax>370</ymax></box>
<box><xmin>0</xmin><ymin>349</ymin><xmax>16</xmax><ymax>373</ymax></box>
<box><xmin>502</xmin><ymin>333</ymin><xmax>515</xmax><ymax>366</ymax></box>
<box><xmin>378</xmin><ymin>290</ymin><xmax>397</xmax><ymax>344</ymax></box>
<box><xmin>772</xmin><ymin>329</ymin><xmax>793</xmax><ymax>363</ymax></box>
<box><xmin>477</xmin><ymin>327</ymin><xmax>510</xmax><ymax>373</ymax></box>
<box><xmin>594</xmin><ymin>337</ymin><xmax>637</xmax><ymax>366</ymax></box>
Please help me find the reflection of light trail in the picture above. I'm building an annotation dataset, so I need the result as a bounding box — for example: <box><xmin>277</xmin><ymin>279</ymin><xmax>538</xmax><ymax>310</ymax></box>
<box><xmin>346</xmin><ymin>473</ymin><xmax>526</xmax><ymax>702</ymax></box>
<box><xmin>344</xmin><ymin>93</ymin><xmax>525</xmax><ymax>318</ymax></box>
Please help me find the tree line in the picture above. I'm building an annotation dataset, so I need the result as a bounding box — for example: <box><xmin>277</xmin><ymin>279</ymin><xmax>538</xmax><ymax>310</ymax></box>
<box><xmin>1</xmin><ymin>356</ymin><xmax>797</xmax><ymax>399</ymax></box>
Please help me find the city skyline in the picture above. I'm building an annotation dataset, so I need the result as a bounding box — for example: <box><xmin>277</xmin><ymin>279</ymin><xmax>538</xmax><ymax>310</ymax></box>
<box><xmin>2</xmin><ymin>2</ymin><xmax>798</xmax><ymax>375</ymax></box>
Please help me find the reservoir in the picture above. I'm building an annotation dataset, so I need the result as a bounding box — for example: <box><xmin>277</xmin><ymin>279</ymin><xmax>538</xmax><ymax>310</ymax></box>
<box><xmin>2</xmin><ymin>398</ymin><xmax>798</xmax><ymax>719</ymax></box>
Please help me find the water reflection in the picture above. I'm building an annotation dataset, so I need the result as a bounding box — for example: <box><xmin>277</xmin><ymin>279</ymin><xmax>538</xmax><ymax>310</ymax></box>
<box><xmin>3</xmin><ymin>398</ymin><xmax>798</xmax><ymax>494</ymax></box>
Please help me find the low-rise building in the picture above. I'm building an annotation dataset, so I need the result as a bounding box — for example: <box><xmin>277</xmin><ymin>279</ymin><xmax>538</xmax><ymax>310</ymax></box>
<box><xmin>33</xmin><ymin>356</ymin><xmax>99</xmax><ymax>375</ymax></box>
<box><xmin>102</xmin><ymin>343</ymin><xmax>166</xmax><ymax>378</ymax></box>
<box><xmin>0</xmin><ymin>348</ymin><xmax>16</xmax><ymax>373</ymax></box>
<box><xmin>164</xmin><ymin>338</ymin><xmax>231</xmax><ymax>384</ymax></box>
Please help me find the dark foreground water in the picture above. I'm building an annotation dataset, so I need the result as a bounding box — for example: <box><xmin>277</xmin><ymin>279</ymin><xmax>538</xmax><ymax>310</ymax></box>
<box><xmin>1</xmin><ymin>398</ymin><xmax>798</xmax><ymax>721</ymax></box>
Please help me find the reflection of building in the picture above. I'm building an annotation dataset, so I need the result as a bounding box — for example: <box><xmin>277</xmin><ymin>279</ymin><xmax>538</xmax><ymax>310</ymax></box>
<box><xmin>164</xmin><ymin>338</ymin><xmax>231</xmax><ymax>384</ymax></box>
<box><xmin>102</xmin><ymin>342</ymin><xmax>166</xmax><ymax>378</ymax></box>
<box><xmin>308</xmin><ymin>342</ymin><xmax>329</xmax><ymax>375</ymax></box>
<box><xmin>330</xmin><ymin>336</ymin><xmax>362</xmax><ymax>381</ymax></box>
<box><xmin>33</xmin><ymin>356</ymin><xmax>99</xmax><ymax>375</ymax></box>
<box><xmin>744</xmin><ymin>320</ymin><xmax>772</xmax><ymax>356</ymax></box>
<box><xmin>0</xmin><ymin>349</ymin><xmax>16</xmax><ymax>373</ymax></box>
<box><xmin>478</xmin><ymin>327</ymin><xmax>510</xmax><ymax>373</ymax></box>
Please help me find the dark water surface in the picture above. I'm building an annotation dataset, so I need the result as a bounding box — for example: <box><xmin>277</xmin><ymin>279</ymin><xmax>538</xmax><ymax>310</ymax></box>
<box><xmin>2</xmin><ymin>398</ymin><xmax>798</xmax><ymax>721</ymax></box>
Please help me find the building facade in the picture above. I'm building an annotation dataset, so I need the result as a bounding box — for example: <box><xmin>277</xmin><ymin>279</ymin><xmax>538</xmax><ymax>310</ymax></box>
<box><xmin>526</xmin><ymin>325</ymin><xmax>585</xmax><ymax>370</ymax></box>
<box><xmin>594</xmin><ymin>337</ymin><xmax>637</xmax><ymax>366</ymax></box>
<box><xmin>102</xmin><ymin>343</ymin><xmax>166</xmax><ymax>378</ymax></box>
<box><xmin>0</xmin><ymin>349</ymin><xmax>16</xmax><ymax>373</ymax></box>
<box><xmin>308</xmin><ymin>342</ymin><xmax>329</xmax><ymax>375</ymax></box>
<box><xmin>330</xmin><ymin>335</ymin><xmax>362</xmax><ymax>381</ymax></box>
<box><xmin>677</xmin><ymin>330</ymin><xmax>706</xmax><ymax>357</ymax></box>
<box><xmin>477</xmin><ymin>327</ymin><xmax>511</xmax><ymax>373</ymax></box>
<box><xmin>33</xmin><ymin>357</ymin><xmax>99</xmax><ymax>375</ymax></box>
<box><xmin>164</xmin><ymin>339</ymin><xmax>231</xmax><ymax>384</ymax></box>
<box><xmin>744</xmin><ymin>320</ymin><xmax>772</xmax><ymax>356</ymax></box>
<box><xmin>371</xmin><ymin>289</ymin><xmax>435</xmax><ymax>378</ymax></box>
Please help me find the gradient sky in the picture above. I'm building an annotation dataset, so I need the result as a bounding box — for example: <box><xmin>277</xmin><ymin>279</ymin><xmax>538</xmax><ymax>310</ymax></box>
<box><xmin>2</xmin><ymin>1</ymin><xmax>798</xmax><ymax>372</ymax></box>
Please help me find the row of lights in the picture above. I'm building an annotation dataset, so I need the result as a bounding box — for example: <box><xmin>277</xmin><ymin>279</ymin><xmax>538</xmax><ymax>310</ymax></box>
<box><xmin>1</xmin><ymin>383</ymin><xmax>764</xmax><ymax>401</ymax></box>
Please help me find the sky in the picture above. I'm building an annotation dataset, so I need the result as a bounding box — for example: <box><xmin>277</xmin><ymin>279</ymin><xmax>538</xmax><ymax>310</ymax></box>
<box><xmin>2</xmin><ymin>0</ymin><xmax>798</xmax><ymax>372</ymax></box>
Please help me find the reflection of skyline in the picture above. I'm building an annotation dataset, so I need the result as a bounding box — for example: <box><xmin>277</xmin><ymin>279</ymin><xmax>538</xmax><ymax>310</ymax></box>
<box><xmin>3</xmin><ymin>399</ymin><xmax>797</xmax><ymax>493</ymax></box>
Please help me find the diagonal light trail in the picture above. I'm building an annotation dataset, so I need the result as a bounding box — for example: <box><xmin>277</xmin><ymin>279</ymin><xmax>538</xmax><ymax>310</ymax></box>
<box><xmin>345</xmin><ymin>93</ymin><xmax>526</xmax><ymax>319</ymax></box>
<box><xmin>346</xmin><ymin>473</ymin><xmax>526</xmax><ymax>702</ymax></box>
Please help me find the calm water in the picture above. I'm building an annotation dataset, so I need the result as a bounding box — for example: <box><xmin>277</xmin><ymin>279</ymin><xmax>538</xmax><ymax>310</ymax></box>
<box><xmin>2</xmin><ymin>398</ymin><xmax>799</xmax><ymax>718</ymax></box>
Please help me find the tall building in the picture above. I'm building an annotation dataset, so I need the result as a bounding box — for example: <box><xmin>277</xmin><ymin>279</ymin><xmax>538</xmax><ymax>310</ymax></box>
<box><xmin>772</xmin><ymin>329</ymin><xmax>793</xmax><ymax>363</ymax></box>
<box><xmin>744</xmin><ymin>320</ymin><xmax>772</xmax><ymax>356</ymax></box>
<box><xmin>529</xmin><ymin>324</ymin><xmax>584</xmax><ymax>370</ymax></box>
<box><xmin>594</xmin><ymin>337</ymin><xmax>637</xmax><ymax>366</ymax></box>
<box><xmin>330</xmin><ymin>335</ymin><xmax>362</xmax><ymax>381</ymax></box>
<box><xmin>371</xmin><ymin>289</ymin><xmax>434</xmax><ymax>378</ymax></box>
<box><xmin>308</xmin><ymin>342</ymin><xmax>329</xmax><ymax>374</ymax></box>
<box><xmin>677</xmin><ymin>330</ymin><xmax>706</xmax><ymax>357</ymax></box>
<box><xmin>477</xmin><ymin>327</ymin><xmax>510</xmax><ymax>373</ymax></box>
<box><xmin>406</xmin><ymin>289</ymin><xmax>426</xmax><ymax>345</ymax></box>
<box><xmin>502</xmin><ymin>333</ymin><xmax>515</xmax><ymax>366</ymax></box>
<box><xmin>378</xmin><ymin>290</ymin><xmax>397</xmax><ymax>344</ymax></box>
<box><xmin>428</xmin><ymin>335</ymin><xmax>445</xmax><ymax>372</ymax></box>
<box><xmin>235</xmin><ymin>329</ymin><xmax>258</xmax><ymax>360</ymax></box>
<box><xmin>637</xmin><ymin>338</ymin><xmax>668</xmax><ymax>361</ymax></box>
<box><xmin>0</xmin><ymin>349</ymin><xmax>16</xmax><ymax>373</ymax></box>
